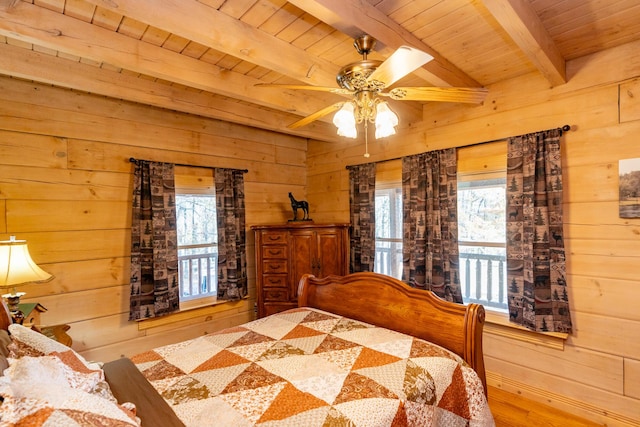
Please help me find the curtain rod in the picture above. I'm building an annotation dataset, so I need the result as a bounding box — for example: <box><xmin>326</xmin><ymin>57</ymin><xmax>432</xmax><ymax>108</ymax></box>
<box><xmin>129</xmin><ymin>157</ymin><xmax>248</xmax><ymax>173</ymax></box>
<box><xmin>345</xmin><ymin>124</ymin><xmax>572</xmax><ymax>170</ymax></box>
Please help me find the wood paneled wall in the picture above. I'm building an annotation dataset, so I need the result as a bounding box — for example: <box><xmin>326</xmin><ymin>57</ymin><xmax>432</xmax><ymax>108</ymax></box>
<box><xmin>2</xmin><ymin>37</ymin><xmax>639</xmax><ymax>426</ymax></box>
<box><xmin>0</xmin><ymin>76</ymin><xmax>306</xmax><ymax>362</ymax></box>
<box><xmin>306</xmin><ymin>40</ymin><xmax>640</xmax><ymax>426</ymax></box>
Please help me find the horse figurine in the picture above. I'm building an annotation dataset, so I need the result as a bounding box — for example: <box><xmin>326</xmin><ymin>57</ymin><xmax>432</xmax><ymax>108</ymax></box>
<box><xmin>288</xmin><ymin>192</ymin><xmax>310</xmax><ymax>221</ymax></box>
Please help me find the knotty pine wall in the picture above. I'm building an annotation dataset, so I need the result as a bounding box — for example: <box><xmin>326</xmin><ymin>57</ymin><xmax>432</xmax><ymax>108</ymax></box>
<box><xmin>0</xmin><ymin>75</ymin><xmax>306</xmax><ymax>362</ymax></box>
<box><xmin>306</xmin><ymin>40</ymin><xmax>640</xmax><ymax>426</ymax></box>
<box><xmin>2</xmin><ymin>41</ymin><xmax>639</xmax><ymax>427</ymax></box>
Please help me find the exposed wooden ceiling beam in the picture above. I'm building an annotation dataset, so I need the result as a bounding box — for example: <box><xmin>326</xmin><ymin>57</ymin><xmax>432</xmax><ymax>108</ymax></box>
<box><xmin>82</xmin><ymin>0</ymin><xmax>341</xmax><ymax>88</ymax></box>
<box><xmin>0</xmin><ymin>1</ymin><xmax>335</xmax><ymax>119</ymax></box>
<box><xmin>481</xmin><ymin>0</ymin><xmax>566</xmax><ymax>86</ymax></box>
<box><xmin>0</xmin><ymin>42</ymin><xmax>340</xmax><ymax>142</ymax></box>
<box><xmin>288</xmin><ymin>0</ymin><xmax>481</xmax><ymax>88</ymax></box>
<box><xmin>80</xmin><ymin>0</ymin><xmax>422</xmax><ymax>128</ymax></box>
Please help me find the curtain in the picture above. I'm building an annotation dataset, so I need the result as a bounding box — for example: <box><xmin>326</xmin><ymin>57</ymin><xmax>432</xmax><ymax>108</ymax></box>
<box><xmin>215</xmin><ymin>168</ymin><xmax>248</xmax><ymax>300</ymax></box>
<box><xmin>402</xmin><ymin>149</ymin><xmax>462</xmax><ymax>303</ymax></box>
<box><xmin>506</xmin><ymin>129</ymin><xmax>572</xmax><ymax>333</ymax></box>
<box><xmin>129</xmin><ymin>161</ymin><xmax>180</xmax><ymax>320</ymax></box>
<box><xmin>348</xmin><ymin>163</ymin><xmax>376</xmax><ymax>273</ymax></box>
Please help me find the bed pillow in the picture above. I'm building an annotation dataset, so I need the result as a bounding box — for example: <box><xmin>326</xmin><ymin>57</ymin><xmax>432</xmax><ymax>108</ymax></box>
<box><xmin>2</xmin><ymin>353</ymin><xmax>103</xmax><ymax>394</ymax></box>
<box><xmin>7</xmin><ymin>323</ymin><xmax>100</xmax><ymax>370</ymax></box>
<box><xmin>0</xmin><ymin>353</ymin><xmax>140</xmax><ymax>426</ymax></box>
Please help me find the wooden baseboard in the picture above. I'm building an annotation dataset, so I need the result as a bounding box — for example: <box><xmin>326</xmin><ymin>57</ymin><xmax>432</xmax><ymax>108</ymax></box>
<box><xmin>487</xmin><ymin>372</ymin><xmax>636</xmax><ymax>427</ymax></box>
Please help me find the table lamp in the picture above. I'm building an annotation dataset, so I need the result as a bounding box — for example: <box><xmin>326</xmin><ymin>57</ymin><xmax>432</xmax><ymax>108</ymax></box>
<box><xmin>0</xmin><ymin>236</ymin><xmax>53</xmax><ymax>323</ymax></box>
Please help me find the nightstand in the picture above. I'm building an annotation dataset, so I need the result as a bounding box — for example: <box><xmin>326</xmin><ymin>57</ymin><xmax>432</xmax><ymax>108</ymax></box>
<box><xmin>34</xmin><ymin>324</ymin><xmax>73</xmax><ymax>347</ymax></box>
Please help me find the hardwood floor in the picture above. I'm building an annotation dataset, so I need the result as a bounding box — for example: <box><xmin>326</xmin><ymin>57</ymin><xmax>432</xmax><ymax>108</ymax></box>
<box><xmin>488</xmin><ymin>386</ymin><xmax>604</xmax><ymax>426</ymax></box>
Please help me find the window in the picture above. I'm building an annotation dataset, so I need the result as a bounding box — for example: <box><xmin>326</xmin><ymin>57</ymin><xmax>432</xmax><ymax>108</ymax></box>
<box><xmin>457</xmin><ymin>178</ymin><xmax>507</xmax><ymax>311</ymax></box>
<box><xmin>374</xmin><ymin>160</ymin><xmax>403</xmax><ymax>279</ymax></box>
<box><xmin>175</xmin><ymin>167</ymin><xmax>218</xmax><ymax>308</ymax></box>
<box><xmin>371</xmin><ymin>146</ymin><xmax>509</xmax><ymax>312</ymax></box>
<box><xmin>457</xmin><ymin>141</ymin><xmax>508</xmax><ymax>312</ymax></box>
<box><xmin>375</xmin><ymin>187</ymin><xmax>402</xmax><ymax>279</ymax></box>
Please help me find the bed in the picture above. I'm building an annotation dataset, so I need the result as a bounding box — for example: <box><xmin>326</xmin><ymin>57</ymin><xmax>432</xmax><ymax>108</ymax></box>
<box><xmin>0</xmin><ymin>272</ymin><xmax>493</xmax><ymax>426</ymax></box>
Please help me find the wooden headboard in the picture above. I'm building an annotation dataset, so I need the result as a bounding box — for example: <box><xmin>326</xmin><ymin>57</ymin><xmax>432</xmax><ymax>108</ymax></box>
<box><xmin>298</xmin><ymin>272</ymin><xmax>487</xmax><ymax>393</ymax></box>
<box><xmin>0</xmin><ymin>299</ymin><xmax>12</xmax><ymax>332</ymax></box>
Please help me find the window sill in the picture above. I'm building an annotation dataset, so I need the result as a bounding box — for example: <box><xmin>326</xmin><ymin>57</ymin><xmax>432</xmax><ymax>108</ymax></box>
<box><xmin>483</xmin><ymin>310</ymin><xmax>568</xmax><ymax>350</ymax></box>
<box><xmin>179</xmin><ymin>296</ymin><xmax>218</xmax><ymax>311</ymax></box>
<box><xmin>137</xmin><ymin>298</ymin><xmax>249</xmax><ymax>331</ymax></box>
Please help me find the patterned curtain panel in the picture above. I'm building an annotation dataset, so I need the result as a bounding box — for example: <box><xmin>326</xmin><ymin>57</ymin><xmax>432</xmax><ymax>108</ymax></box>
<box><xmin>129</xmin><ymin>161</ymin><xmax>180</xmax><ymax>320</ymax></box>
<box><xmin>402</xmin><ymin>149</ymin><xmax>462</xmax><ymax>303</ymax></box>
<box><xmin>506</xmin><ymin>129</ymin><xmax>572</xmax><ymax>333</ymax></box>
<box><xmin>348</xmin><ymin>163</ymin><xmax>376</xmax><ymax>273</ymax></box>
<box><xmin>215</xmin><ymin>168</ymin><xmax>248</xmax><ymax>300</ymax></box>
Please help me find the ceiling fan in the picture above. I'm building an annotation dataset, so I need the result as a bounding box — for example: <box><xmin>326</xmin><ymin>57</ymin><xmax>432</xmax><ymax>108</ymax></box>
<box><xmin>257</xmin><ymin>35</ymin><xmax>488</xmax><ymax>140</ymax></box>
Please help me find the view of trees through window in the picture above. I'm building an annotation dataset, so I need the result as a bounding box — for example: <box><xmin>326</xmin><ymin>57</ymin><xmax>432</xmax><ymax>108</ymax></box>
<box><xmin>457</xmin><ymin>178</ymin><xmax>507</xmax><ymax>311</ymax></box>
<box><xmin>375</xmin><ymin>188</ymin><xmax>403</xmax><ymax>280</ymax></box>
<box><xmin>373</xmin><ymin>178</ymin><xmax>508</xmax><ymax>312</ymax></box>
<box><xmin>175</xmin><ymin>194</ymin><xmax>218</xmax><ymax>301</ymax></box>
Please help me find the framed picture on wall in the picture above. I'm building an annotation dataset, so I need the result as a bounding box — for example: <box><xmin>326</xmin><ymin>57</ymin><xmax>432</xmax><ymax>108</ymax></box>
<box><xmin>619</xmin><ymin>158</ymin><xmax>640</xmax><ymax>218</ymax></box>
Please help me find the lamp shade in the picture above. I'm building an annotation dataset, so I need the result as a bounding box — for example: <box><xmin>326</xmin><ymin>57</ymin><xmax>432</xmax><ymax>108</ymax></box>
<box><xmin>374</xmin><ymin>102</ymin><xmax>399</xmax><ymax>139</ymax></box>
<box><xmin>0</xmin><ymin>236</ymin><xmax>53</xmax><ymax>289</ymax></box>
<box><xmin>333</xmin><ymin>102</ymin><xmax>358</xmax><ymax>138</ymax></box>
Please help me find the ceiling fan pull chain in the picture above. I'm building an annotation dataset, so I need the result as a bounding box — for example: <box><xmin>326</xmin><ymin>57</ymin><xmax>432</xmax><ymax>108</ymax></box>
<box><xmin>364</xmin><ymin>121</ymin><xmax>370</xmax><ymax>158</ymax></box>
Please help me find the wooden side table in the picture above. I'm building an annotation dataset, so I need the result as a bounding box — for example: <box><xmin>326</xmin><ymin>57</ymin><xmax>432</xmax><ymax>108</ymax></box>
<box><xmin>34</xmin><ymin>324</ymin><xmax>73</xmax><ymax>347</ymax></box>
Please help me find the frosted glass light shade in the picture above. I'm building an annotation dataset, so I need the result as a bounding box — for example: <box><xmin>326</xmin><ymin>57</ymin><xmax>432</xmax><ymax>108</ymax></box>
<box><xmin>333</xmin><ymin>102</ymin><xmax>358</xmax><ymax>138</ymax></box>
<box><xmin>374</xmin><ymin>102</ymin><xmax>399</xmax><ymax>139</ymax></box>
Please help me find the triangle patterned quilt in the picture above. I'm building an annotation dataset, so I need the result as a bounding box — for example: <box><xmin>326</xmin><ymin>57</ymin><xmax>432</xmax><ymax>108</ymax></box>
<box><xmin>131</xmin><ymin>307</ymin><xmax>495</xmax><ymax>426</ymax></box>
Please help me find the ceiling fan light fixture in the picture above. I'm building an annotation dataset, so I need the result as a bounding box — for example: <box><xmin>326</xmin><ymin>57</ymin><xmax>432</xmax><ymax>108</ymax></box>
<box><xmin>374</xmin><ymin>101</ymin><xmax>398</xmax><ymax>138</ymax></box>
<box><xmin>333</xmin><ymin>102</ymin><xmax>358</xmax><ymax>138</ymax></box>
<box><xmin>259</xmin><ymin>35</ymin><xmax>488</xmax><ymax>138</ymax></box>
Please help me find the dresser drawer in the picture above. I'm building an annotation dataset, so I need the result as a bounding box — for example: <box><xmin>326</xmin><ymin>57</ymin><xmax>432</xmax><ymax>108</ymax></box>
<box><xmin>262</xmin><ymin>245</ymin><xmax>287</xmax><ymax>259</ymax></box>
<box><xmin>263</xmin><ymin>288</ymin><xmax>289</xmax><ymax>302</ymax></box>
<box><xmin>263</xmin><ymin>275</ymin><xmax>287</xmax><ymax>288</ymax></box>
<box><xmin>263</xmin><ymin>260</ymin><xmax>287</xmax><ymax>274</ymax></box>
<box><xmin>261</xmin><ymin>232</ymin><xmax>287</xmax><ymax>245</ymax></box>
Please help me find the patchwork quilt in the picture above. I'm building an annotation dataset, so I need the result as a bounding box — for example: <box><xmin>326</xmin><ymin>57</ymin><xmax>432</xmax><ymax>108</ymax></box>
<box><xmin>131</xmin><ymin>308</ymin><xmax>495</xmax><ymax>426</ymax></box>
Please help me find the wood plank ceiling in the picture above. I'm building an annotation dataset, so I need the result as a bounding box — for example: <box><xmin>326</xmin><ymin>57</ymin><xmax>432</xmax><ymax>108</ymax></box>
<box><xmin>1</xmin><ymin>0</ymin><xmax>639</xmax><ymax>143</ymax></box>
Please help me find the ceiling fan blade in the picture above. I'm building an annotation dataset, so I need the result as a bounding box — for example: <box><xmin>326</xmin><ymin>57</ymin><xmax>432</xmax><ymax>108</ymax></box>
<box><xmin>367</xmin><ymin>46</ymin><xmax>433</xmax><ymax>88</ymax></box>
<box><xmin>255</xmin><ymin>83</ymin><xmax>352</xmax><ymax>96</ymax></box>
<box><xmin>386</xmin><ymin>87</ymin><xmax>489</xmax><ymax>104</ymax></box>
<box><xmin>289</xmin><ymin>102</ymin><xmax>344</xmax><ymax>129</ymax></box>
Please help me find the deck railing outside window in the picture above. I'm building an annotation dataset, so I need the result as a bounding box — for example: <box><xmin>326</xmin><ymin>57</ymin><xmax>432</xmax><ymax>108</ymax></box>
<box><xmin>178</xmin><ymin>244</ymin><xmax>218</xmax><ymax>301</ymax></box>
<box><xmin>374</xmin><ymin>245</ymin><xmax>508</xmax><ymax>311</ymax></box>
<box><xmin>375</xmin><ymin>178</ymin><xmax>508</xmax><ymax>311</ymax></box>
<box><xmin>459</xmin><ymin>248</ymin><xmax>508</xmax><ymax>311</ymax></box>
<box><xmin>374</xmin><ymin>238</ymin><xmax>403</xmax><ymax>279</ymax></box>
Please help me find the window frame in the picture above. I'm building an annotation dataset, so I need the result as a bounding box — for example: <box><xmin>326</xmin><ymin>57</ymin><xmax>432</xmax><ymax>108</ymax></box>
<box><xmin>375</xmin><ymin>187</ymin><xmax>403</xmax><ymax>279</ymax></box>
<box><xmin>457</xmin><ymin>141</ymin><xmax>568</xmax><ymax>346</ymax></box>
<box><xmin>174</xmin><ymin>166</ymin><xmax>219</xmax><ymax>310</ymax></box>
<box><xmin>457</xmin><ymin>177</ymin><xmax>508</xmax><ymax>312</ymax></box>
<box><xmin>374</xmin><ymin>160</ymin><xmax>403</xmax><ymax>279</ymax></box>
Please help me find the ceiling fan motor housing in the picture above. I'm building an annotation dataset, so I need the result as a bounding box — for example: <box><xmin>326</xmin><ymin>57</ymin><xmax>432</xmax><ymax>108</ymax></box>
<box><xmin>336</xmin><ymin>60</ymin><xmax>384</xmax><ymax>91</ymax></box>
<box><xmin>336</xmin><ymin>35</ymin><xmax>386</xmax><ymax>92</ymax></box>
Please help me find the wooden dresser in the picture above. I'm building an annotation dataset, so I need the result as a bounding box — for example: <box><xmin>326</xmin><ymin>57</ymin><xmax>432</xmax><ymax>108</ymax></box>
<box><xmin>252</xmin><ymin>223</ymin><xmax>349</xmax><ymax>318</ymax></box>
